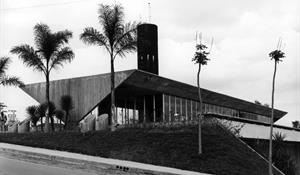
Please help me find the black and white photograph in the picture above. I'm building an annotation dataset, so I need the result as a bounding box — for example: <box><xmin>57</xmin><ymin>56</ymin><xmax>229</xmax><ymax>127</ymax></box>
<box><xmin>0</xmin><ymin>0</ymin><xmax>299</xmax><ymax>174</ymax></box>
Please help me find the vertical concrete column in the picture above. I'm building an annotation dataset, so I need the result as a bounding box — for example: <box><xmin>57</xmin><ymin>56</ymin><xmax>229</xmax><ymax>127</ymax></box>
<box><xmin>168</xmin><ymin>95</ymin><xmax>171</xmax><ymax>122</ymax></box>
<box><xmin>153</xmin><ymin>95</ymin><xmax>156</xmax><ymax>123</ymax></box>
<box><xmin>162</xmin><ymin>94</ymin><xmax>165</xmax><ymax>123</ymax></box>
<box><xmin>121</xmin><ymin>108</ymin><xmax>124</xmax><ymax>124</ymax></box>
<box><xmin>185</xmin><ymin>99</ymin><xmax>188</xmax><ymax>121</ymax></box>
<box><xmin>133</xmin><ymin>97</ymin><xmax>136</xmax><ymax>124</ymax></box>
<box><xmin>115</xmin><ymin>101</ymin><xmax>118</xmax><ymax>124</ymax></box>
<box><xmin>174</xmin><ymin>96</ymin><xmax>177</xmax><ymax>115</ymax></box>
<box><xmin>180</xmin><ymin>98</ymin><xmax>182</xmax><ymax>120</ymax></box>
<box><xmin>143</xmin><ymin>96</ymin><xmax>146</xmax><ymax>123</ymax></box>
<box><xmin>125</xmin><ymin>99</ymin><xmax>128</xmax><ymax>124</ymax></box>
<box><xmin>190</xmin><ymin>100</ymin><xmax>193</xmax><ymax>121</ymax></box>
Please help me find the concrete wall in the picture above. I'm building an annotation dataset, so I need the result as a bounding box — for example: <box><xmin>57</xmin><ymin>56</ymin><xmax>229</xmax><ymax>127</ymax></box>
<box><xmin>21</xmin><ymin>70</ymin><xmax>135</xmax><ymax>128</ymax></box>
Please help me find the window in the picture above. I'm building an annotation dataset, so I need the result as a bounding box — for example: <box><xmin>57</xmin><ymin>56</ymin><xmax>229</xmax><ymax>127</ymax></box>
<box><xmin>163</xmin><ymin>94</ymin><xmax>170</xmax><ymax>122</ymax></box>
<box><xmin>170</xmin><ymin>96</ymin><xmax>175</xmax><ymax>122</ymax></box>
<box><xmin>187</xmin><ymin>100</ymin><xmax>191</xmax><ymax>121</ymax></box>
<box><xmin>192</xmin><ymin>101</ymin><xmax>197</xmax><ymax>120</ymax></box>
<box><xmin>176</xmin><ymin>97</ymin><xmax>181</xmax><ymax>115</ymax></box>
<box><xmin>182</xmin><ymin>99</ymin><xmax>187</xmax><ymax>120</ymax></box>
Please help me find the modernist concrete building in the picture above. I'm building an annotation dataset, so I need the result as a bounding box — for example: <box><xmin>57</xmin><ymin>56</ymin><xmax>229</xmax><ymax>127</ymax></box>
<box><xmin>20</xmin><ymin>23</ymin><xmax>300</xmax><ymax>173</ymax></box>
<box><xmin>21</xmin><ymin>23</ymin><xmax>287</xmax><ymax>128</ymax></box>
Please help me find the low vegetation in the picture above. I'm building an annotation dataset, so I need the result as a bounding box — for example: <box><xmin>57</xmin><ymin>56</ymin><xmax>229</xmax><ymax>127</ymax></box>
<box><xmin>0</xmin><ymin>122</ymin><xmax>281</xmax><ymax>175</ymax></box>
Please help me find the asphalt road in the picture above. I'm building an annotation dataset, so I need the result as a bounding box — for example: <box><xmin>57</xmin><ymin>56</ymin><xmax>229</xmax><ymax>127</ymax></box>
<box><xmin>0</xmin><ymin>156</ymin><xmax>97</xmax><ymax>175</ymax></box>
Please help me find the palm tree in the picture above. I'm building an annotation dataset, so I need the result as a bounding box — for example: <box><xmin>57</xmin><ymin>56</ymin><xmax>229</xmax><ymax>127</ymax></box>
<box><xmin>26</xmin><ymin>105</ymin><xmax>39</xmax><ymax>132</ymax></box>
<box><xmin>11</xmin><ymin>23</ymin><xmax>74</xmax><ymax>133</ymax></box>
<box><xmin>268</xmin><ymin>48</ymin><xmax>285</xmax><ymax>175</ymax></box>
<box><xmin>47</xmin><ymin>101</ymin><xmax>57</xmax><ymax>131</ymax></box>
<box><xmin>292</xmin><ymin>120</ymin><xmax>299</xmax><ymax>128</ymax></box>
<box><xmin>0</xmin><ymin>57</ymin><xmax>23</xmax><ymax>87</ymax></box>
<box><xmin>192</xmin><ymin>43</ymin><xmax>210</xmax><ymax>154</ymax></box>
<box><xmin>0</xmin><ymin>103</ymin><xmax>6</xmax><ymax>111</ymax></box>
<box><xmin>60</xmin><ymin>95</ymin><xmax>73</xmax><ymax>129</ymax></box>
<box><xmin>80</xmin><ymin>4</ymin><xmax>138</xmax><ymax>130</ymax></box>
<box><xmin>35</xmin><ymin>101</ymin><xmax>56</xmax><ymax>132</ymax></box>
<box><xmin>36</xmin><ymin>103</ymin><xmax>47</xmax><ymax>132</ymax></box>
<box><xmin>54</xmin><ymin>110</ymin><xmax>64</xmax><ymax>131</ymax></box>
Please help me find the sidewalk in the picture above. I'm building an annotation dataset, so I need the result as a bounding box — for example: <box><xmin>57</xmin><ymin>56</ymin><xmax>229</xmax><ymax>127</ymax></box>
<box><xmin>0</xmin><ymin>142</ymin><xmax>211</xmax><ymax>175</ymax></box>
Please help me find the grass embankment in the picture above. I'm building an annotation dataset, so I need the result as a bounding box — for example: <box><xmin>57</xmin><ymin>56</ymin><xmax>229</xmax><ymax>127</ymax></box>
<box><xmin>0</xmin><ymin>124</ymin><xmax>280</xmax><ymax>175</ymax></box>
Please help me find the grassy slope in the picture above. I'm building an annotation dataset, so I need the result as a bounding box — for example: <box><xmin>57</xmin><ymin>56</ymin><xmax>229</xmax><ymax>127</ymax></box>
<box><xmin>0</xmin><ymin>124</ymin><xmax>280</xmax><ymax>175</ymax></box>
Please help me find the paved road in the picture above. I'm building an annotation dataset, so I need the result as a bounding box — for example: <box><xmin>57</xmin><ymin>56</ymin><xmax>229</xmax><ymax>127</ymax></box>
<box><xmin>0</xmin><ymin>156</ymin><xmax>97</xmax><ymax>175</ymax></box>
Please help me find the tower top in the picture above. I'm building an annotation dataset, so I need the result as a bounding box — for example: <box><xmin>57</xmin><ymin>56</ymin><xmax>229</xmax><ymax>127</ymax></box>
<box><xmin>137</xmin><ymin>23</ymin><xmax>159</xmax><ymax>75</ymax></box>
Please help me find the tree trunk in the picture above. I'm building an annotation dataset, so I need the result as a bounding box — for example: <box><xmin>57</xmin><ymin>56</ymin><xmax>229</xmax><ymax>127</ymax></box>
<box><xmin>50</xmin><ymin>116</ymin><xmax>55</xmax><ymax>131</ymax></box>
<box><xmin>64</xmin><ymin>111</ymin><xmax>68</xmax><ymax>129</ymax></box>
<box><xmin>110</xmin><ymin>55</ymin><xmax>116</xmax><ymax>131</ymax></box>
<box><xmin>59</xmin><ymin>120</ymin><xmax>62</xmax><ymax>131</ymax></box>
<box><xmin>45</xmin><ymin>73</ymin><xmax>50</xmax><ymax>133</ymax></box>
<box><xmin>40</xmin><ymin>116</ymin><xmax>44</xmax><ymax>132</ymax></box>
<box><xmin>269</xmin><ymin>61</ymin><xmax>277</xmax><ymax>175</ymax></box>
<box><xmin>197</xmin><ymin>63</ymin><xmax>202</xmax><ymax>154</ymax></box>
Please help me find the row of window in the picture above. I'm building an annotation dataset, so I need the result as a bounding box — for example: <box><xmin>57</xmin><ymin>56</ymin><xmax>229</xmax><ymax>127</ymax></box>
<box><xmin>162</xmin><ymin>94</ymin><xmax>270</xmax><ymax>124</ymax></box>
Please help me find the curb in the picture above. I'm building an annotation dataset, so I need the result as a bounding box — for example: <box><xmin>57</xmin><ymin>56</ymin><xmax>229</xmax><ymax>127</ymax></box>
<box><xmin>0</xmin><ymin>143</ymin><xmax>211</xmax><ymax>175</ymax></box>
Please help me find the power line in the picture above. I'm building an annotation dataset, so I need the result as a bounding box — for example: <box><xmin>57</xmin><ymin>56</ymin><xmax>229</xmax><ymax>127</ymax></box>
<box><xmin>0</xmin><ymin>0</ymin><xmax>96</xmax><ymax>11</ymax></box>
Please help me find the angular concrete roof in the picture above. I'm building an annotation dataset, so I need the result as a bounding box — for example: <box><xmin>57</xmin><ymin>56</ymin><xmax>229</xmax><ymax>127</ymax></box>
<box><xmin>21</xmin><ymin>70</ymin><xmax>135</xmax><ymax>122</ymax></box>
<box><xmin>123</xmin><ymin>70</ymin><xmax>287</xmax><ymax>121</ymax></box>
<box><xmin>21</xmin><ymin>69</ymin><xmax>287</xmax><ymax>122</ymax></box>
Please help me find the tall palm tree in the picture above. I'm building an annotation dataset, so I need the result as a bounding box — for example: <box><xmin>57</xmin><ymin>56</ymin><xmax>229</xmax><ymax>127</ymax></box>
<box><xmin>80</xmin><ymin>4</ymin><xmax>138</xmax><ymax>130</ymax></box>
<box><xmin>26</xmin><ymin>105</ymin><xmax>39</xmax><ymax>132</ymax></box>
<box><xmin>192</xmin><ymin>43</ymin><xmax>210</xmax><ymax>154</ymax></box>
<box><xmin>60</xmin><ymin>95</ymin><xmax>73</xmax><ymax>129</ymax></box>
<box><xmin>268</xmin><ymin>49</ymin><xmax>285</xmax><ymax>175</ymax></box>
<box><xmin>0</xmin><ymin>57</ymin><xmax>23</xmax><ymax>87</ymax></box>
<box><xmin>11</xmin><ymin>23</ymin><xmax>74</xmax><ymax>133</ymax></box>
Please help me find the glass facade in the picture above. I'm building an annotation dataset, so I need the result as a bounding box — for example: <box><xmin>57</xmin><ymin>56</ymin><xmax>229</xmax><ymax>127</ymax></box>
<box><xmin>162</xmin><ymin>94</ymin><xmax>270</xmax><ymax>124</ymax></box>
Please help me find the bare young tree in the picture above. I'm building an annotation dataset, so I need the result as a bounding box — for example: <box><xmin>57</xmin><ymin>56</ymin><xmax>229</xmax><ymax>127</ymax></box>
<box><xmin>192</xmin><ymin>35</ymin><xmax>211</xmax><ymax>154</ymax></box>
<box><xmin>268</xmin><ymin>43</ymin><xmax>285</xmax><ymax>175</ymax></box>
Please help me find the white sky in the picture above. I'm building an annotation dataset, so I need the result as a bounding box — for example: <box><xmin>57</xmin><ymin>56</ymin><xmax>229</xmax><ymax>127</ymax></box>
<box><xmin>0</xmin><ymin>0</ymin><xmax>299</xmax><ymax>126</ymax></box>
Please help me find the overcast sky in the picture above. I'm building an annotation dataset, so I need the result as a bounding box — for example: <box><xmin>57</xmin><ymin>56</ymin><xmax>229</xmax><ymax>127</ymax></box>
<box><xmin>0</xmin><ymin>0</ymin><xmax>299</xmax><ymax>126</ymax></box>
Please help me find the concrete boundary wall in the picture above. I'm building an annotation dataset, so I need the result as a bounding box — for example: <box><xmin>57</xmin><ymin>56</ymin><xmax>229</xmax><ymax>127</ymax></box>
<box><xmin>0</xmin><ymin>143</ymin><xmax>211</xmax><ymax>175</ymax></box>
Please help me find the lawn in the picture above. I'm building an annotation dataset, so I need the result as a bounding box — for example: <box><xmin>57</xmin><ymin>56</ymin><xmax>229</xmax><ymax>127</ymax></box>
<box><xmin>0</xmin><ymin>123</ymin><xmax>281</xmax><ymax>175</ymax></box>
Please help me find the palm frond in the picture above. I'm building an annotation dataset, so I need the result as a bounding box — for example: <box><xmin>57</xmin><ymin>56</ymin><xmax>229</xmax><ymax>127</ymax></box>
<box><xmin>0</xmin><ymin>57</ymin><xmax>11</xmax><ymax>76</ymax></box>
<box><xmin>60</xmin><ymin>95</ymin><xmax>74</xmax><ymax>111</ymax></box>
<box><xmin>34</xmin><ymin>23</ymin><xmax>73</xmax><ymax>62</ymax></box>
<box><xmin>34</xmin><ymin>23</ymin><xmax>51</xmax><ymax>51</ymax></box>
<box><xmin>36</xmin><ymin>103</ymin><xmax>47</xmax><ymax>118</ymax></box>
<box><xmin>54</xmin><ymin>30</ymin><xmax>73</xmax><ymax>44</ymax></box>
<box><xmin>269</xmin><ymin>50</ymin><xmax>285</xmax><ymax>62</ymax></box>
<box><xmin>80</xmin><ymin>27</ymin><xmax>109</xmax><ymax>51</ymax></box>
<box><xmin>114</xmin><ymin>22</ymin><xmax>138</xmax><ymax>58</ymax></box>
<box><xmin>51</xmin><ymin>30</ymin><xmax>73</xmax><ymax>52</ymax></box>
<box><xmin>11</xmin><ymin>44</ymin><xmax>46</xmax><ymax>74</ymax></box>
<box><xmin>50</xmin><ymin>47</ymin><xmax>74</xmax><ymax>71</ymax></box>
<box><xmin>98</xmin><ymin>4</ymin><xmax>124</xmax><ymax>45</ymax></box>
<box><xmin>26</xmin><ymin>105</ymin><xmax>38</xmax><ymax>117</ymax></box>
<box><xmin>47</xmin><ymin>101</ymin><xmax>56</xmax><ymax>117</ymax></box>
<box><xmin>192</xmin><ymin>43</ymin><xmax>210</xmax><ymax>65</ymax></box>
<box><xmin>0</xmin><ymin>75</ymin><xmax>24</xmax><ymax>87</ymax></box>
<box><xmin>54</xmin><ymin>109</ymin><xmax>65</xmax><ymax>120</ymax></box>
